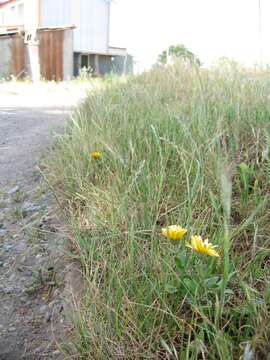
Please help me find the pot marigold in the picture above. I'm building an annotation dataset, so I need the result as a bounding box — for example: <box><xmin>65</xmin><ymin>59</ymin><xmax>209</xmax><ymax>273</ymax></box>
<box><xmin>162</xmin><ymin>225</ymin><xmax>187</xmax><ymax>241</ymax></box>
<box><xmin>90</xmin><ymin>151</ymin><xmax>102</xmax><ymax>159</ymax></box>
<box><xmin>186</xmin><ymin>235</ymin><xmax>220</xmax><ymax>257</ymax></box>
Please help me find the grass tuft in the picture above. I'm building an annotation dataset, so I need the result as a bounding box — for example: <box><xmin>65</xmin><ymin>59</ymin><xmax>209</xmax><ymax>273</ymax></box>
<box><xmin>48</xmin><ymin>62</ymin><xmax>270</xmax><ymax>359</ymax></box>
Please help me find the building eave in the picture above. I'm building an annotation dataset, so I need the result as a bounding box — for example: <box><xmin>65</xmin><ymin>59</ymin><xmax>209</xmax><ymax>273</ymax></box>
<box><xmin>74</xmin><ymin>47</ymin><xmax>127</xmax><ymax>57</ymax></box>
<box><xmin>108</xmin><ymin>46</ymin><xmax>127</xmax><ymax>57</ymax></box>
<box><xmin>0</xmin><ymin>0</ymin><xmax>18</xmax><ymax>9</ymax></box>
<box><xmin>0</xmin><ymin>24</ymin><xmax>24</xmax><ymax>35</ymax></box>
<box><xmin>37</xmin><ymin>24</ymin><xmax>76</xmax><ymax>32</ymax></box>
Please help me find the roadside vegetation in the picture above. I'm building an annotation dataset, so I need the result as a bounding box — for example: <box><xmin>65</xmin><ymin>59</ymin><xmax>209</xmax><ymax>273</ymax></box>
<box><xmin>48</xmin><ymin>61</ymin><xmax>270</xmax><ymax>359</ymax></box>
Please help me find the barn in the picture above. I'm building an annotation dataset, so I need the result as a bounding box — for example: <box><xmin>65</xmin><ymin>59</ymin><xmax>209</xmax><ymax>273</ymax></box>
<box><xmin>0</xmin><ymin>0</ymin><xmax>130</xmax><ymax>80</ymax></box>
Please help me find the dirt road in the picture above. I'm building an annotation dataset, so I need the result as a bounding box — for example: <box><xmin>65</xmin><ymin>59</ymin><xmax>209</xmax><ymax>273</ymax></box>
<box><xmin>0</xmin><ymin>106</ymin><xmax>68</xmax><ymax>186</ymax></box>
<box><xmin>0</xmin><ymin>82</ymin><xmax>89</xmax><ymax>186</ymax></box>
<box><xmin>0</xmin><ymin>83</ymin><xmax>87</xmax><ymax>359</ymax></box>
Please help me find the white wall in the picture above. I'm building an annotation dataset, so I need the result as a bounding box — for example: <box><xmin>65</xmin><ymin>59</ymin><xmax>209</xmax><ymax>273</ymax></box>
<box><xmin>40</xmin><ymin>0</ymin><xmax>72</xmax><ymax>27</ymax></box>
<box><xmin>0</xmin><ymin>0</ymin><xmax>24</xmax><ymax>25</ymax></box>
<box><xmin>63</xmin><ymin>28</ymin><xmax>74</xmax><ymax>80</ymax></box>
<box><xmin>24</xmin><ymin>0</ymin><xmax>39</xmax><ymax>31</ymax></box>
<box><xmin>40</xmin><ymin>0</ymin><xmax>110</xmax><ymax>54</ymax></box>
<box><xmin>0</xmin><ymin>9</ymin><xmax>4</xmax><ymax>25</ymax></box>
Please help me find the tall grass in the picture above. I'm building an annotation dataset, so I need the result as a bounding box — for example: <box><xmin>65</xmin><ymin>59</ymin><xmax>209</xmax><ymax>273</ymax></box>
<box><xmin>48</xmin><ymin>62</ymin><xmax>270</xmax><ymax>359</ymax></box>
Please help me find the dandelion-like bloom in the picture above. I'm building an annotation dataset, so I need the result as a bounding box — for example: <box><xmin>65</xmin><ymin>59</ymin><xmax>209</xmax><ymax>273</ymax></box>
<box><xmin>162</xmin><ymin>225</ymin><xmax>187</xmax><ymax>241</ymax></box>
<box><xmin>90</xmin><ymin>151</ymin><xmax>102</xmax><ymax>159</ymax></box>
<box><xmin>185</xmin><ymin>235</ymin><xmax>220</xmax><ymax>257</ymax></box>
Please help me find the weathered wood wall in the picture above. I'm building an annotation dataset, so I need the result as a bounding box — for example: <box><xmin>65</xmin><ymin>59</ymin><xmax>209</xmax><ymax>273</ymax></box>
<box><xmin>0</xmin><ymin>34</ymin><xmax>25</xmax><ymax>79</ymax></box>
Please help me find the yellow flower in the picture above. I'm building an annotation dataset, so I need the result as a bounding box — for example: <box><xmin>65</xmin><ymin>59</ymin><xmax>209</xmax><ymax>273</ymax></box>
<box><xmin>90</xmin><ymin>151</ymin><xmax>102</xmax><ymax>159</ymax></box>
<box><xmin>186</xmin><ymin>235</ymin><xmax>220</xmax><ymax>257</ymax></box>
<box><xmin>162</xmin><ymin>225</ymin><xmax>187</xmax><ymax>241</ymax></box>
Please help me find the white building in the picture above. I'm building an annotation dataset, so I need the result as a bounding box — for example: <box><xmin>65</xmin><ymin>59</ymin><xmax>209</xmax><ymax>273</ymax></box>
<box><xmin>0</xmin><ymin>0</ymin><xmax>129</xmax><ymax>79</ymax></box>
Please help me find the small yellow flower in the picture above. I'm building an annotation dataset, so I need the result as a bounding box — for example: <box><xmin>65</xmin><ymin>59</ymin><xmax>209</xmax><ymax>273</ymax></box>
<box><xmin>186</xmin><ymin>235</ymin><xmax>220</xmax><ymax>257</ymax></box>
<box><xmin>162</xmin><ymin>225</ymin><xmax>187</xmax><ymax>241</ymax></box>
<box><xmin>90</xmin><ymin>151</ymin><xmax>102</xmax><ymax>159</ymax></box>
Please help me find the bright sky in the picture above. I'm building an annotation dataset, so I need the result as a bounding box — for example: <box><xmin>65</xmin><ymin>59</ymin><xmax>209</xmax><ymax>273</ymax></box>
<box><xmin>110</xmin><ymin>0</ymin><xmax>270</xmax><ymax>71</ymax></box>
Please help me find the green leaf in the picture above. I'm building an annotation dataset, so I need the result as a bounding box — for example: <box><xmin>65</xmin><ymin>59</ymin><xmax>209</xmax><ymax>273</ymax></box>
<box><xmin>238</xmin><ymin>162</ymin><xmax>250</xmax><ymax>173</ymax></box>
<box><xmin>182</xmin><ymin>277</ymin><xmax>197</xmax><ymax>295</ymax></box>
<box><xmin>165</xmin><ymin>284</ymin><xmax>178</xmax><ymax>294</ymax></box>
<box><xmin>160</xmin><ymin>338</ymin><xmax>174</xmax><ymax>356</ymax></box>
<box><xmin>224</xmin><ymin>288</ymin><xmax>234</xmax><ymax>296</ymax></box>
<box><xmin>175</xmin><ymin>254</ymin><xmax>186</xmax><ymax>269</ymax></box>
<box><xmin>204</xmin><ymin>276</ymin><xmax>220</xmax><ymax>289</ymax></box>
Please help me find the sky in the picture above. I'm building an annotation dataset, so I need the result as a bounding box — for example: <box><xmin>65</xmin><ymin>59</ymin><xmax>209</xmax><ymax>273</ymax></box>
<box><xmin>110</xmin><ymin>0</ymin><xmax>270</xmax><ymax>71</ymax></box>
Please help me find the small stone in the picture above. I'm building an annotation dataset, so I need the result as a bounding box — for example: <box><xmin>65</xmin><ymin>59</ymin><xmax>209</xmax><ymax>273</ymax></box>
<box><xmin>8</xmin><ymin>186</ymin><xmax>20</xmax><ymax>195</ymax></box>
<box><xmin>52</xmin><ymin>289</ymin><xmax>60</xmax><ymax>298</ymax></box>
<box><xmin>3</xmin><ymin>244</ymin><xmax>13</xmax><ymax>252</ymax></box>
<box><xmin>34</xmin><ymin>346</ymin><xmax>45</xmax><ymax>354</ymax></box>
<box><xmin>53</xmin><ymin>350</ymin><xmax>61</xmax><ymax>355</ymax></box>
<box><xmin>40</xmin><ymin>305</ymin><xmax>47</xmax><ymax>314</ymax></box>
<box><xmin>45</xmin><ymin>312</ymin><xmax>52</xmax><ymax>322</ymax></box>
<box><xmin>8</xmin><ymin>273</ymin><xmax>16</xmax><ymax>281</ymax></box>
<box><xmin>22</xmin><ymin>201</ymin><xmax>40</xmax><ymax>214</ymax></box>
<box><xmin>0</xmin><ymin>230</ymin><xmax>6</xmax><ymax>238</ymax></box>
<box><xmin>5</xmin><ymin>286</ymin><xmax>14</xmax><ymax>294</ymax></box>
<box><xmin>8</xmin><ymin>326</ymin><xmax>17</xmax><ymax>332</ymax></box>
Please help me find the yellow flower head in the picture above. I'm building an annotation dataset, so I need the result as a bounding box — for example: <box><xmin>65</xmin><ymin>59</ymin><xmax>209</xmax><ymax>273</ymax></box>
<box><xmin>162</xmin><ymin>225</ymin><xmax>187</xmax><ymax>241</ymax></box>
<box><xmin>186</xmin><ymin>235</ymin><xmax>220</xmax><ymax>257</ymax></box>
<box><xmin>90</xmin><ymin>151</ymin><xmax>102</xmax><ymax>159</ymax></box>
